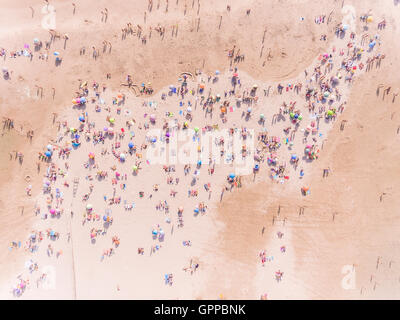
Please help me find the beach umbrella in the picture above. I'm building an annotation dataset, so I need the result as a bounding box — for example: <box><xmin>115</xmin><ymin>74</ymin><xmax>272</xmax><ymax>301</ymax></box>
<box><xmin>120</xmin><ymin>153</ymin><xmax>126</xmax><ymax>161</ymax></box>
<box><xmin>194</xmin><ymin>208</ymin><xmax>199</xmax><ymax>213</ymax></box>
<box><xmin>50</xmin><ymin>230</ymin><xmax>55</xmax><ymax>237</ymax></box>
<box><xmin>103</xmin><ymin>127</ymin><xmax>108</xmax><ymax>132</ymax></box>
<box><xmin>108</xmin><ymin>127</ymin><xmax>114</xmax><ymax>133</ymax></box>
<box><xmin>298</xmin><ymin>115</ymin><xmax>303</xmax><ymax>120</ymax></box>
<box><xmin>260</xmin><ymin>114</ymin><xmax>265</xmax><ymax>119</ymax></box>
<box><xmin>178</xmin><ymin>206</ymin><xmax>184</xmax><ymax>212</ymax></box>
<box><xmin>194</xmin><ymin>127</ymin><xmax>199</xmax><ymax>133</ymax></box>
<box><xmin>369</xmin><ymin>41</ymin><xmax>376</xmax><ymax>49</ymax></box>
<box><xmin>229</xmin><ymin>173</ymin><xmax>236</xmax><ymax>179</ymax></box>
<box><xmin>88</xmin><ymin>152</ymin><xmax>95</xmax><ymax>159</ymax></box>
<box><xmin>342</xmin><ymin>24</ymin><xmax>349</xmax><ymax>30</ymax></box>
<box><xmin>215</xmin><ymin>70</ymin><xmax>220</xmax><ymax>75</ymax></box>
<box><xmin>367</xmin><ymin>16</ymin><xmax>373</xmax><ymax>23</ymax></box>
<box><xmin>247</xmin><ymin>107</ymin><xmax>252</xmax><ymax>113</ymax></box>
<box><xmin>33</xmin><ymin>38</ymin><xmax>39</xmax><ymax>43</ymax></box>
<box><xmin>50</xmin><ymin>209</ymin><xmax>56</xmax><ymax>214</ymax></box>
<box><xmin>53</xmin><ymin>51</ymin><xmax>59</xmax><ymax>56</ymax></box>
<box><xmin>152</xmin><ymin>229</ymin><xmax>158</xmax><ymax>236</ymax></box>
<box><xmin>46</xmin><ymin>144</ymin><xmax>53</xmax><ymax>151</ymax></box>
<box><xmin>70</xmin><ymin>127</ymin><xmax>76</xmax><ymax>133</ymax></box>
<box><xmin>150</xmin><ymin>114</ymin><xmax>156</xmax><ymax>122</ymax></box>
<box><xmin>166</xmin><ymin>131</ymin><xmax>170</xmax><ymax>137</ymax></box>
<box><xmin>79</xmin><ymin>116</ymin><xmax>85</xmax><ymax>122</ymax></box>
<box><xmin>252</xmin><ymin>84</ymin><xmax>258</xmax><ymax>88</ymax></box>
<box><xmin>187</xmin><ymin>107</ymin><xmax>192</xmax><ymax>113</ymax></box>
<box><xmin>151</xmin><ymin>137</ymin><xmax>157</xmax><ymax>143</ymax></box>
<box><xmin>109</xmin><ymin>118</ymin><xmax>115</xmax><ymax>124</ymax></box>
<box><xmin>324</xmin><ymin>91</ymin><xmax>330</xmax><ymax>98</ymax></box>
<box><xmin>132</xmin><ymin>165</ymin><xmax>138</xmax><ymax>171</ymax></box>
<box><xmin>86</xmin><ymin>204</ymin><xmax>93</xmax><ymax>210</ymax></box>
<box><xmin>45</xmin><ymin>151</ymin><xmax>52</xmax><ymax>158</ymax></box>
<box><xmin>128</xmin><ymin>142</ymin><xmax>134</xmax><ymax>149</ymax></box>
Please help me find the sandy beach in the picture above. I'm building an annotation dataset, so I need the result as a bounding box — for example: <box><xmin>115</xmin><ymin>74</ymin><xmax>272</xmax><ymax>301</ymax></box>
<box><xmin>1</xmin><ymin>0</ymin><xmax>400</xmax><ymax>300</ymax></box>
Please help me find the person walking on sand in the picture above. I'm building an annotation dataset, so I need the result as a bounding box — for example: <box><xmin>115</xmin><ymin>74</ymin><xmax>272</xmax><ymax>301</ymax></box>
<box><xmin>92</xmin><ymin>46</ymin><xmax>97</xmax><ymax>60</ymax></box>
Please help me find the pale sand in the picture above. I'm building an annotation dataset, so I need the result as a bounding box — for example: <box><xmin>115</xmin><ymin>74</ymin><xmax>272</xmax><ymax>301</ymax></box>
<box><xmin>0</xmin><ymin>0</ymin><xmax>400</xmax><ymax>299</ymax></box>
